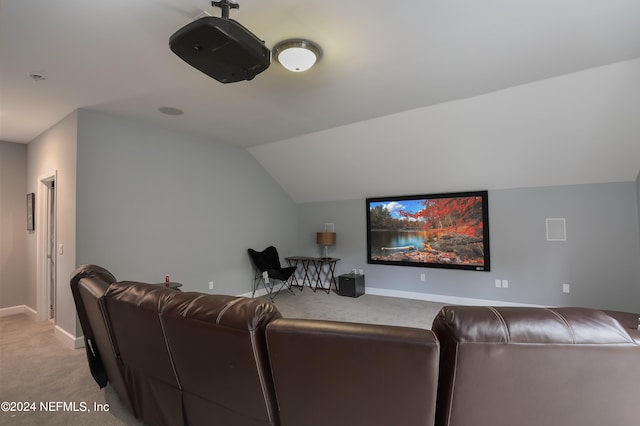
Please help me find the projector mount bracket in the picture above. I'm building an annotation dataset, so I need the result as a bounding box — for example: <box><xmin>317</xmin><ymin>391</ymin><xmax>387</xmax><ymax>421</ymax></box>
<box><xmin>212</xmin><ymin>0</ymin><xmax>239</xmax><ymax>19</ymax></box>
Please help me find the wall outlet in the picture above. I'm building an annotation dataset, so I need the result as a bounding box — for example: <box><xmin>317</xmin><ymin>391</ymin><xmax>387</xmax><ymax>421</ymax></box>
<box><xmin>209</xmin><ymin>281</ymin><xmax>214</xmax><ymax>290</ymax></box>
<box><xmin>495</xmin><ymin>279</ymin><xmax>502</xmax><ymax>288</ymax></box>
<box><xmin>502</xmin><ymin>279</ymin><xmax>509</xmax><ymax>289</ymax></box>
<box><xmin>358</xmin><ymin>269</ymin><xmax>363</xmax><ymax>275</ymax></box>
<box><xmin>420</xmin><ymin>273</ymin><xmax>426</xmax><ymax>281</ymax></box>
<box><xmin>562</xmin><ymin>283</ymin><xmax>570</xmax><ymax>293</ymax></box>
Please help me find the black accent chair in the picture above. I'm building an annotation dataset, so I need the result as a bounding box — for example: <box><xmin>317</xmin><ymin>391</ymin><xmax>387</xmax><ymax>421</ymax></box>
<box><xmin>248</xmin><ymin>246</ymin><xmax>296</xmax><ymax>302</ymax></box>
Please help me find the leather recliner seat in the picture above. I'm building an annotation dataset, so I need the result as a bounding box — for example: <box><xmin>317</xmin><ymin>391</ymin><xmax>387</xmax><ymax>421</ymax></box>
<box><xmin>72</xmin><ymin>266</ymin><xmax>283</xmax><ymax>426</ymax></box>
<box><xmin>266</xmin><ymin>318</ymin><xmax>440</xmax><ymax>426</ymax></box>
<box><xmin>432</xmin><ymin>306</ymin><xmax>640</xmax><ymax>426</ymax></box>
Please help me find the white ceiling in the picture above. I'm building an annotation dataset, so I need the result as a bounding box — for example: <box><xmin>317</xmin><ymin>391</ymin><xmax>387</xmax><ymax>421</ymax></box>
<box><xmin>2</xmin><ymin>0</ymin><xmax>640</xmax><ymax>201</ymax></box>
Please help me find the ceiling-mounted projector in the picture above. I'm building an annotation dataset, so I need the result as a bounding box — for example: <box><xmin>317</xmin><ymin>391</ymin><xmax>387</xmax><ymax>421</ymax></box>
<box><xmin>169</xmin><ymin>0</ymin><xmax>270</xmax><ymax>83</ymax></box>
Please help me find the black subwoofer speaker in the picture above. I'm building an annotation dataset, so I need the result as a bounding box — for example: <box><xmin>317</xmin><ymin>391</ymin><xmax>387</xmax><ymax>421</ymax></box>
<box><xmin>338</xmin><ymin>274</ymin><xmax>365</xmax><ymax>298</ymax></box>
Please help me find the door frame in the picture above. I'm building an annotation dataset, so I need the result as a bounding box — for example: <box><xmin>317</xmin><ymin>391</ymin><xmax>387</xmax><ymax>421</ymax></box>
<box><xmin>36</xmin><ymin>170</ymin><xmax>57</xmax><ymax>322</ymax></box>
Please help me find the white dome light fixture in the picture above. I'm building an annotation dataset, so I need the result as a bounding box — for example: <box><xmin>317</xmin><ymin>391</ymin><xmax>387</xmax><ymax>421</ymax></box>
<box><xmin>273</xmin><ymin>39</ymin><xmax>322</xmax><ymax>72</ymax></box>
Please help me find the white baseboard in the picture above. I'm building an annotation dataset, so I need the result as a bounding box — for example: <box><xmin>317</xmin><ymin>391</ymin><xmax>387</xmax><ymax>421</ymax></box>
<box><xmin>61</xmin><ymin>286</ymin><xmax>543</xmax><ymax>351</ymax></box>
<box><xmin>238</xmin><ymin>287</ymin><xmax>268</xmax><ymax>298</ymax></box>
<box><xmin>364</xmin><ymin>287</ymin><xmax>547</xmax><ymax>307</ymax></box>
<box><xmin>1</xmin><ymin>304</ymin><xmax>82</xmax><ymax>349</ymax></box>
<box><xmin>54</xmin><ymin>324</ymin><xmax>84</xmax><ymax>349</ymax></box>
<box><xmin>0</xmin><ymin>304</ymin><xmax>38</xmax><ymax>318</ymax></box>
<box><xmin>242</xmin><ymin>284</ymin><xmax>543</xmax><ymax>307</ymax></box>
<box><xmin>239</xmin><ymin>281</ymin><xmax>332</xmax><ymax>298</ymax></box>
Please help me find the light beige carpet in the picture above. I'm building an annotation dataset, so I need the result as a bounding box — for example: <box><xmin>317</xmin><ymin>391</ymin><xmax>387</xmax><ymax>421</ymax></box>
<box><xmin>0</xmin><ymin>290</ymin><xmax>444</xmax><ymax>425</ymax></box>
<box><xmin>271</xmin><ymin>287</ymin><xmax>444</xmax><ymax>330</ymax></box>
<box><xmin>0</xmin><ymin>313</ymin><xmax>141</xmax><ymax>425</ymax></box>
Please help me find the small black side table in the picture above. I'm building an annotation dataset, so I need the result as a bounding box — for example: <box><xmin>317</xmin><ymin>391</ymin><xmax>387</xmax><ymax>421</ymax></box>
<box><xmin>338</xmin><ymin>274</ymin><xmax>365</xmax><ymax>298</ymax></box>
<box><xmin>286</xmin><ymin>256</ymin><xmax>340</xmax><ymax>293</ymax></box>
<box><xmin>312</xmin><ymin>257</ymin><xmax>340</xmax><ymax>294</ymax></box>
<box><xmin>156</xmin><ymin>282</ymin><xmax>183</xmax><ymax>290</ymax></box>
<box><xmin>285</xmin><ymin>256</ymin><xmax>315</xmax><ymax>290</ymax></box>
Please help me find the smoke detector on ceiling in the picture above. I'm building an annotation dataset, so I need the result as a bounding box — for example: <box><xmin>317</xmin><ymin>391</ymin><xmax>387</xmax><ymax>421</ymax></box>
<box><xmin>28</xmin><ymin>72</ymin><xmax>46</xmax><ymax>82</ymax></box>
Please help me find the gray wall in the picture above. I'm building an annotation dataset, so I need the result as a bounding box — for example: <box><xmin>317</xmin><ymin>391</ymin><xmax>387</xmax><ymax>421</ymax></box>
<box><xmin>637</xmin><ymin>170</ymin><xmax>640</xmax><ymax>256</ymax></box>
<box><xmin>25</xmin><ymin>111</ymin><xmax>78</xmax><ymax>333</ymax></box>
<box><xmin>0</xmin><ymin>141</ymin><xmax>28</xmax><ymax>309</ymax></box>
<box><xmin>13</xmin><ymin>106</ymin><xmax>639</xmax><ymax>337</ymax></box>
<box><xmin>76</xmin><ymin>110</ymin><xmax>298</xmax><ymax>295</ymax></box>
<box><xmin>298</xmin><ymin>182</ymin><xmax>640</xmax><ymax>312</ymax></box>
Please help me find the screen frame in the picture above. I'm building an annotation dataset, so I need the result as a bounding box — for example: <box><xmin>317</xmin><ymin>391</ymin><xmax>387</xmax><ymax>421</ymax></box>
<box><xmin>366</xmin><ymin>190</ymin><xmax>490</xmax><ymax>271</ymax></box>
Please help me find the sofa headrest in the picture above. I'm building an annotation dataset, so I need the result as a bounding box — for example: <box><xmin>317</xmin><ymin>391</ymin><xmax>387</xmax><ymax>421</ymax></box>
<box><xmin>74</xmin><ymin>275</ymin><xmax>111</xmax><ymax>300</ymax></box>
<box><xmin>105</xmin><ymin>281</ymin><xmax>281</xmax><ymax>331</ymax></box>
<box><xmin>161</xmin><ymin>290</ymin><xmax>282</xmax><ymax>331</ymax></box>
<box><xmin>434</xmin><ymin>306</ymin><xmax>634</xmax><ymax>344</ymax></box>
<box><xmin>70</xmin><ymin>264</ymin><xmax>117</xmax><ymax>288</ymax></box>
<box><xmin>268</xmin><ymin>318</ymin><xmax>437</xmax><ymax>345</ymax></box>
<box><xmin>105</xmin><ymin>281</ymin><xmax>177</xmax><ymax>312</ymax></box>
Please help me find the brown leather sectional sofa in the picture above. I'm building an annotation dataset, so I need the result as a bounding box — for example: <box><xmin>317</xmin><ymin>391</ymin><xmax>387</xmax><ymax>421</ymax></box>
<box><xmin>71</xmin><ymin>265</ymin><xmax>640</xmax><ymax>426</ymax></box>
<box><xmin>432</xmin><ymin>305</ymin><xmax>640</xmax><ymax>426</ymax></box>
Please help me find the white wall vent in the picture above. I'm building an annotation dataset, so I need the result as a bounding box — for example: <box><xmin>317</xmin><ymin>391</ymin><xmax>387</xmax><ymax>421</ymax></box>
<box><xmin>546</xmin><ymin>218</ymin><xmax>566</xmax><ymax>241</ymax></box>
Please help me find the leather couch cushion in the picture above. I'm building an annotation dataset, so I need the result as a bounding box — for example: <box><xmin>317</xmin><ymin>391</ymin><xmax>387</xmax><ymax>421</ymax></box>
<box><xmin>432</xmin><ymin>306</ymin><xmax>640</xmax><ymax>426</ymax></box>
<box><xmin>267</xmin><ymin>318</ymin><xmax>440</xmax><ymax>426</ymax></box>
<box><xmin>105</xmin><ymin>282</ymin><xmax>185</xmax><ymax>426</ymax></box>
<box><xmin>104</xmin><ymin>281</ymin><xmax>283</xmax><ymax>426</ymax></box>
<box><xmin>160</xmin><ymin>292</ymin><xmax>281</xmax><ymax>426</ymax></box>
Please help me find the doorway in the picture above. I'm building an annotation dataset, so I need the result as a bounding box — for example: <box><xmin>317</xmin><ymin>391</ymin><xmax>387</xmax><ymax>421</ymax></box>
<box><xmin>36</xmin><ymin>172</ymin><xmax>57</xmax><ymax>322</ymax></box>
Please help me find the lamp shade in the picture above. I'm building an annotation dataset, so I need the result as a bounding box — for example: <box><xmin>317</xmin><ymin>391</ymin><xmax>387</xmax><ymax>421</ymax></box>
<box><xmin>316</xmin><ymin>232</ymin><xmax>336</xmax><ymax>245</ymax></box>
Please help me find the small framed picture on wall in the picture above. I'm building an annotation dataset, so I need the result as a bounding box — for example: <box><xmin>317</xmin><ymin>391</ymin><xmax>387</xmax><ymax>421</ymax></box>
<box><xmin>27</xmin><ymin>193</ymin><xmax>35</xmax><ymax>231</ymax></box>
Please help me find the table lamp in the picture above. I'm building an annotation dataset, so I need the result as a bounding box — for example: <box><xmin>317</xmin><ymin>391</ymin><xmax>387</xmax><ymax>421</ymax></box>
<box><xmin>316</xmin><ymin>231</ymin><xmax>336</xmax><ymax>259</ymax></box>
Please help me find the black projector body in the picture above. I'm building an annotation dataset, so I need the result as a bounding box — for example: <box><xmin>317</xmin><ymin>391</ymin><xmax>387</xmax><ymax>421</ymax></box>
<box><xmin>169</xmin><ymin>17</ymin><xmax>270</xmax><ymax>83</ymax></box>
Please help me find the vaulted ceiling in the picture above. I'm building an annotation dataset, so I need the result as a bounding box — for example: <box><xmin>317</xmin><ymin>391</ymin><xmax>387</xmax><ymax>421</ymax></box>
<box><xmin>2</xmin><ymin>0</ymin><xmax>640</xmax><ymax>202</ymax></box>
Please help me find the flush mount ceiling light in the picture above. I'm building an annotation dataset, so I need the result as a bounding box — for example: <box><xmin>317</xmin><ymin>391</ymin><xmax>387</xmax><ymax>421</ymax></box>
<box><xmin>273</xmin><ymin>39</ymin><xmax>322</xmax><ymax>72</ymax></box>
